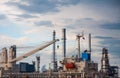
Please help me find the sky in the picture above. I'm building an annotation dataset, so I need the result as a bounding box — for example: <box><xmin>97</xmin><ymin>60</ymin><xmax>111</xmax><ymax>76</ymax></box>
<box><xmin>0</xmin><ymin>0</ymin><xmax>120</xmax><ymax>72</ymax></box>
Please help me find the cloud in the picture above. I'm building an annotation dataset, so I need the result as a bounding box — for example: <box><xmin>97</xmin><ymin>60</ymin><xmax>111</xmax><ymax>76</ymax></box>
<box><xmin>81</xmin><ymin>0</ymin><xmax>120</xmax><ymax>6</ymax></box>
<box><xmin>5</xmin><ymin>0</ymin><xmax>80</xmax><ymax>14</ymax></box>
<box><xmin>0</xmin><ymin>14</ymin><xmax>6</xmax><ymax>20</ymax></box>
<box><xmin>0</xmin><ymin>34</ymin><xmax>30</xmax><ymax>48</ymax></box>
<box><xmin>94</xmin><ymin>36</ymin><xmax>114</xmax><ymax>39</ymax></box>
<box><xmin>100</xmin><ymin>23</ymin><xmax>120</xmax><ymax>30</ymax></box>
<box><xmin>63</xmin><ymin>18</ymin><xmax>94</xmax><ymax>29</ymax></box>
<box><xmin>17</xmin><ymin>14</ymin><xmax>37</xmax><ymax>18</ymax></box>
<box><xmin>94</xmin><ymin>36</ymin><xmax>120</xmax><ymax>56</ymax></box>
<box><xmin>34</xmin><ymin>21</ymin><xmax>54</xmax><ymax>27</ymax></box>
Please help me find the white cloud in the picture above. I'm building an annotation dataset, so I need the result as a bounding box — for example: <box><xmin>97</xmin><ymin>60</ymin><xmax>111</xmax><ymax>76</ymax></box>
<box><xmin>0</xmin><ymin>34</ymin><xmax>30</xmax><ymax>48</ymax></box>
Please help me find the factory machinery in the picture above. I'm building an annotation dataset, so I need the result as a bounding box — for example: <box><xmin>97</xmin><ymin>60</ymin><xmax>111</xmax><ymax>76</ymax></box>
<box><xmin>0</xmin><ymin>29</ymin><xmax>119</xmax><ymax>78</ymax></box>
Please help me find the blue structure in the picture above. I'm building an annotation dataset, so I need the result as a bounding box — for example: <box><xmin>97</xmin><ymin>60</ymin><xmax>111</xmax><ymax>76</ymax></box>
<box><xmin>20</xmin><ymin>62</ymin><xmax>35</xmax><ymax>73</ymax></box>
<box><xmin>81</xmin><ymin>52</ymin><xmax>90</xmax><ymax>61</ymax></box>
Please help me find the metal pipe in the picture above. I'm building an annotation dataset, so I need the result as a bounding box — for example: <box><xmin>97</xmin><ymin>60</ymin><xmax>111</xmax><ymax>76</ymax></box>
<box><xmin>78</xmin><ymin>37</ymin><xmax>80</xmax><ymax>60</ymax></box>
<box><xmin>89</xmin><ymin>34</ymin><xmax>91</xmax><ymax>52</ymax></box>
<box><xmin>77</xmin><ymin>35</ymin><xmax>81</xmax><ymax>61</ymax></box>
<box><xmin>89</xmin><ymin>33</ymin><xmax>91</xmax><ymax>60</ymax></box>
<box><xmin>76</xmin><ymin>33</ymin><xmax>84</xmax><ymax>61</ymax></box>
<box><xmin>62</xmin><ymin>28</ymin><xmax>66</xmax><ymax>58</ymax></box>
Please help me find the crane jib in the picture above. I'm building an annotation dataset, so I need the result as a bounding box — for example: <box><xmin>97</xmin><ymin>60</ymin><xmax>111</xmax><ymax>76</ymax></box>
<box><xmin>9</xmin><ymin>39</ymin><xmax>59</xmax><ymax>63</ymax></box>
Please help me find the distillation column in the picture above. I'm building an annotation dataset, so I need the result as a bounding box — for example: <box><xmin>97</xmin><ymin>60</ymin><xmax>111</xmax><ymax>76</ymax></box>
<box><xmin>101</xmin><ymin>48</ymin><xmax>110</xmax><ymax>75</ymax></box>
<box><xmin>36</xmin><ymin>56</ymin><xmax>40</xmax><ymax>72</ymax></box>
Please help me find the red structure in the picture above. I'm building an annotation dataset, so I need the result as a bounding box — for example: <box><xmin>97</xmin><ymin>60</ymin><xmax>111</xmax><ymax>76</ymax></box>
<box><xmin>65</xmin><ymin>62</ymin><xmax>75</xmax><ymax>69</ymax></box>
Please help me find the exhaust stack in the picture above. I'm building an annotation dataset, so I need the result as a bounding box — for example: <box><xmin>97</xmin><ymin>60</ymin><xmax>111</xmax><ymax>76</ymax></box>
<box><xmin>53</xmin><ymin>30</ymin><xmax>57</xmax><ymax>72</ymax></box>
<box><xmin>89</xmin><ymin>33</ymin><xmax>91</xmax><ymax>60</ymax></box>
<box><xmin>62</xmin><ymin>28</ymin><xmax>66</xmax><ymax>58</ymax></box>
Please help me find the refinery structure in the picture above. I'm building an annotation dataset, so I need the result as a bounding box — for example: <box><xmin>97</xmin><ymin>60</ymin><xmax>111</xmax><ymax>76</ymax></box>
<box><xmin>0</xmin><ymin>28</ymin><xmax>119</xmax><ymax>78</ymax></box>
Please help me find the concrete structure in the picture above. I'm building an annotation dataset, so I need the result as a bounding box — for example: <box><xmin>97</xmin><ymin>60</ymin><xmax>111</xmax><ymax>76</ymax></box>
<box><xmin>8</xmin><ymin>45</ymin><xmax>16</xmax><ymax>70</ymax></box>
<box><xmin>1</xmin><ymin>48</ymin><xmax>8</xmax><ymax>70</ymax></box>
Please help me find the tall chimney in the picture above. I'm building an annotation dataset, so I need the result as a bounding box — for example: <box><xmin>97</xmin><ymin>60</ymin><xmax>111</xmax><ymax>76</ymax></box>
<box><xmin>62</xmin><ymin>28</ymin><xmax>66</xmax><ymax>58</ymax></box>
<box><xmin>89</xmin><ymin>33</ymin><xmax>91</xmax><ymax>60</ymax></box>
<box><xmin>53</xmin><ymin>30</ymin><xmax>57</xmax><ymax>72</ymax></box>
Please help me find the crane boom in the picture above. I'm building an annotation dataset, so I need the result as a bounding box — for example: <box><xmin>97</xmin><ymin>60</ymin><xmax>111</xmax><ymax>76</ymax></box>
<box><xmin>9</xmin><ymin>39</ymin><xmax>59</xmax><ymax>63</ymax></box>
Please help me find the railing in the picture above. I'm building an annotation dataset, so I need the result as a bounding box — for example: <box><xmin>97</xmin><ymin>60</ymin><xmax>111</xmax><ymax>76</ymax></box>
<box><xmin>2</xmin><ymin>72</ymin><xmax>82</xmax><ymax>78</ymax></box>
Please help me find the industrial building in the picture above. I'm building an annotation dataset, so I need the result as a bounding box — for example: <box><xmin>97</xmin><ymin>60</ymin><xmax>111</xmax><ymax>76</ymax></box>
<box><xmin>0</xmin><ymin>28</ymin><xmax>119</xmax><ymax>78</ymax></box>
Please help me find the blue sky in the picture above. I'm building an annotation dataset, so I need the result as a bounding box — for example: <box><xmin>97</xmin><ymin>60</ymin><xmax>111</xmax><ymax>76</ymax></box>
<box><xmin>0</xmin><ymin>0</ymin><xmax>120</xmax><ymax>71</ymax></box>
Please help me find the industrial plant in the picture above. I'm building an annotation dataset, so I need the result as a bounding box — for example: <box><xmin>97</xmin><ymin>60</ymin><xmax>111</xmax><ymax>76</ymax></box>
<box><xmin>0</xmin><ymin>28</ymin><xmax>119</xmax><ymax>78</ymax></box>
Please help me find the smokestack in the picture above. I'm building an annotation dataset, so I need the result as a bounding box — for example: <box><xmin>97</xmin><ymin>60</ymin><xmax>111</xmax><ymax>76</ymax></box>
<box><xmin>62</xmin><ymin>28</ymin><xmax>66</xmax><ymax>58</ymax></box>
<box><xmin>36</xmin><ymin>56</ymin><xmax>40</xmax><ymax>72</ymax></box>
<box><xmin>53</xmin><ymin>30</ymin><xmax>57</xmax><ymax>72</ymax></box>
<box><xmin>89</xmin><ymin>33</ymin><xmax>91</xmax><ymax>60</ymax></box>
